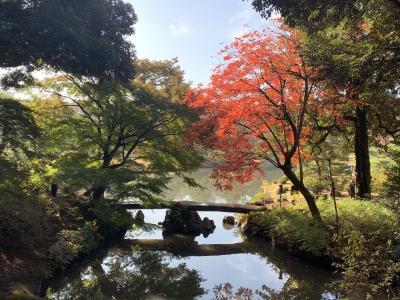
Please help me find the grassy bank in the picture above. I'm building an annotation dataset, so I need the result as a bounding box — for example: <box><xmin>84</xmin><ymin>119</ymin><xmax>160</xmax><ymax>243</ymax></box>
<box><xmin>244</xmin><ymin>199</ymin><xmax>400</xmax><ymax>297</ymax></box>
<box><xmin>0</xmin><ymin>194</ymin><xmax>134</xmax><ymax>299</ymax></box>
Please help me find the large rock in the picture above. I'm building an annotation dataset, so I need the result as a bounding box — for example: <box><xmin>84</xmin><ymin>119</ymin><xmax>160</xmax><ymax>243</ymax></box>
<box><xmin>222</xmin><ymin>222</ymin><xmax>234</xmax><ymax>230</ymax></box>
<box><xmin>242</xmin><ymin>213</ymin><xmax>268</xmax><ymax>238</ymax></box>
<box><xmin>201</xmin><ymin>217</ymin><xmax>216</xmax><ymax>237</ymax></box>
<box><xmin>161</xmin><ymin>209</ymin><xmax>216</xmax><ymax>237</ymax></box>
<box><xmin>134</xmin><ymin>210</ymin><xmax>145</xmax><ymax>223</ymax></box>
<box><xmin>223</xmin><ymin>216</ymin><xmax>235</xmax><ymax>225</ymax></box>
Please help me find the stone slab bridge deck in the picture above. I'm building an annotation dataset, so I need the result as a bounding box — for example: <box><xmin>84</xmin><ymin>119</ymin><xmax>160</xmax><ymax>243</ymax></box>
<box><xmin>112</xmin><ymin>200</ymin><xmax>267</xmax><ymax>214</ymax></box>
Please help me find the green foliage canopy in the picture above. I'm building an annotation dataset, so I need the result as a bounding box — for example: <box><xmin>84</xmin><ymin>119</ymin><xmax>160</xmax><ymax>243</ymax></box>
<box><xmin>251</xmin><ymin>0</ymin><xmax>400</xmax><ymax>129</ymax></box>
<box><xmin>0</xmin><ymin>98</ymin><xmax>40</xmax><ymax>190</ymax></box>
<box><xmin>32</xmin><ymin>59</ymin><xmax>202</xmax><ymax>202</ymax></box>
<box><xmin>0</xmin><ymin>0</ymin><xmax>137</xmax><ymax>80</ymax></box>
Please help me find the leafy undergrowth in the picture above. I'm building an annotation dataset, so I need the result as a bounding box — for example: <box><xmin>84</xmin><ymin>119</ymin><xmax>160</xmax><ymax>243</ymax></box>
<box><xmin>0</xmin><ymin>194</ymin><xmax>134</xmax><ymax>299</ymax></box>
<box><xmin>250</xmin><ymin>205</ymin><xmax>328</xmax><ymax>256</ymax></box>
<box><xmin>247</xmin><ymin>199</ymin><xmax>400</xmax><ymax>297</ymax></box>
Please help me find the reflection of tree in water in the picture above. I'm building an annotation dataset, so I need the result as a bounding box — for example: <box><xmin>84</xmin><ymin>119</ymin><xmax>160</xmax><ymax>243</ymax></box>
<box><xmin>212</xmin><ymin>277</ymin><xmax>338</xmax><ymax>300</ymax></box>
<box><xmin>213</xmin><ymin>283</ymin><xmax>253</xmax><ymax>300</ymax></box>
<box><xmin>255</xmin><ymin>277</ymin><xmax>338</xmax><ymax>300</ymax></box>
<box><xmin>49</xmin><ymin>251</ymin><xmax>205</xmax><ymax>300</ymax></box>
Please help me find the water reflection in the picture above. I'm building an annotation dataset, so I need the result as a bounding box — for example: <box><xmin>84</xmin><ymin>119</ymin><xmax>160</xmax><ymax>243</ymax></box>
<box><xmin>48</xmin><ymin>251</ymin><xmax>205</xmax><ymax>300</ymax></box>
<box><xmin>47</xmin><ymin>244</ymin><xmax>336</xmax><ymax>300</ymax></box>
<box><xmin>47</xmin><ymin>211</ymin><xmax>337</xmax><ymax>300</ymax></box>
<box><xmin>213</xmin><ymin>280</ymin><xmax>338</xmax><ymax>300</ymax></box>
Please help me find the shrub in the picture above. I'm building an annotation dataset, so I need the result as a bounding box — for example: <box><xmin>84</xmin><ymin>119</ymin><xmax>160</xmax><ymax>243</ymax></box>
<box><xmin>333</xmin><ymin>228</ymin><xmax>400</xmax><ymax>298</ymax></box>
<box><xmin>48</xmin><ymin>221</ymin><xmax>99</xmax><ymax>272</ymax></box>
<box><xmin>0</xmin><ymin>195</ymin><xmax>57</xmax><ymax>249</ymax></box>
<box><xmin>251</xmin><ymin>199</ymin><xmax>400</xmax><ymax>297</ymax></box>
<box><xmin>277</xmin><ymin>175</ymin><xmax>289</xmax><ymax>185</ymax></box>
<box><xmin>300</xmin><ymin>199</ymin><xmax>400</xmax><ymax>297</ymax></box>
<box><xmin>318</xmin><ymin>200</ymin><xmax>400</xmax><ymax>296</ymax></box>
<box><xmin>303</xmin><ymin>176</ymin><xmax>328</xmax><ymax>196</ymax></box>
<box><xmin>317</xmin><ymin>199</ymin><xmax>398</xmax><ymax>237</ymax></box>
<box><xmin>383</xmin><ymin>149</ymin><xmax>400</xmax><ymax>205</ymax></box>
<box><xmin>371</xmin><ymin>170</ymin><xmax>387</xmax><ymax>195</ymax></box>
<box><xmin>90</xmin><ymin>202</ymin><xmax>135</xmax><ymax>235</ymax></box>
<box><xmin>250</xmin><ymin>192</ymin><xmax>273</xmax><ymax>205</ymax></box>
<box><xmin>254</xmin><ymin>207</ymin><xmax>328</xmax><ymax>255</ymax></box>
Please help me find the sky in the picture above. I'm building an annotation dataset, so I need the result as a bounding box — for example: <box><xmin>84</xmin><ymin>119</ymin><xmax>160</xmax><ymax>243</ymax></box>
<box><xmin>128</xmin><ymin>0</ymin><xmax>269</xmax><ymax>85</ymax></box>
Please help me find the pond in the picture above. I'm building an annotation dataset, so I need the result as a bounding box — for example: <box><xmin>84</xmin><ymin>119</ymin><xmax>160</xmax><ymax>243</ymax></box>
<box><xmin>164</xmin><ymin>165</ymin><xmax>283</xmax><ymax>204</ymax></box>
<box><xmin>46</xmin><ymin>168</ymin><xmax>338</xmax><ymax>300</ymax></box>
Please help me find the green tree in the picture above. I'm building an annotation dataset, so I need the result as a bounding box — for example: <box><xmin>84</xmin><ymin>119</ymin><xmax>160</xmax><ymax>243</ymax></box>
<box><xmin>32</xmin><ymin>60</ymin><xmax>202</xmax><ymax>203</ymax></box>
<box><xmin>0</xmin><ymin>0</ymin><xmax>137</xmax><ymax>80</ymax></box>
<box><xmin>250</xmin><ymin>0</ymin><xmax>400</xmax><ymax>33</ymax></box>
<box><xmin>135</xmin><ymin>58</ymin><xmax>189</xmax><ymax>102</ymax></box>
<box><xmin>384</xmin><ymin>147</ymin><xmax>400</xmax><ymax>205</ymax></box>
<box><xmin>0</xmin><ymin>98</ymin><xmax>40</xmax><ymax>192</ymax></box>
<box><xmin>0</xmin><ymin>98</ymin><xmax>39</xmax><ymax>157</ymax></box>
<box><xmin>250</xmin><ymin>0</ymin><xmax>400</xmax><ymax>198</ymax></box>
<box><xmin>0</xmin><ymin>0</ymin><xmax>139</xmax><ymax>193</ymax></box>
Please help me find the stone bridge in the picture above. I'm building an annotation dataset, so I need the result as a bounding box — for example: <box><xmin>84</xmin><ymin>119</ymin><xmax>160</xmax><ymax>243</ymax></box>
<box><xmin>112</xmin><ymin>200</ymin><xmax>267</xmax><ymax>214</ymax></box>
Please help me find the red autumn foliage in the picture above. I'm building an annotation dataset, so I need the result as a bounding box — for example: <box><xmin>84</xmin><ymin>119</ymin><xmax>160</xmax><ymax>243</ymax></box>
<box><xmin>185</xmin><ymin>24</ymin><xmax>343</xmax><ymax>221</ymax></box>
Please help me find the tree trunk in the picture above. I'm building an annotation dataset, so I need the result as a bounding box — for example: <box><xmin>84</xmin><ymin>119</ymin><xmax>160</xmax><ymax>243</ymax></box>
<box><xmin>90</xmin><ymin>157</ymin><xmax>110</xmax><ymax>203</ymax></box>
<box><xmin>315</xmin><ymin>158</ymin><xmax>322</xmax><ymax>181</ymax></box>
<box><xmin>92</xmin><ymin>185</ymin><xmax>106</xmax><ymax>202</ymax></box>
<box><xmin>282</xmin><ymin>167</ymin><xmax>323</xmax><ymax>224</ymax></box>
<box><xmin>327</xmin><ymin>159</ymin><xmax>339</xmax><ymax>228</ymax></box>
<box><xmin>298</xmin><ymin>144</ymin><xmax>304</xmax><ymax>183</ymax></box>
<box><xmin>354</xmin><ymin>107</ymin><xmax>371</xmax><ymax>198</ymax></box>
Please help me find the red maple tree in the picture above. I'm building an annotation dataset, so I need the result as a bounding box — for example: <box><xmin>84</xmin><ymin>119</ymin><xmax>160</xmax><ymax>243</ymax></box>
<box><xmin>185</xmin><ymin>25</ymin><xmax>342</xmax><ymax>222</ymax></box>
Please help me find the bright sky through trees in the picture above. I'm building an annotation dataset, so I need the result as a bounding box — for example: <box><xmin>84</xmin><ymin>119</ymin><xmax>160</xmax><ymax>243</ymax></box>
<box><xmin>130</xmin><ymin>0</ymin><xmax>269</xmax><ymax>84</ymax></box>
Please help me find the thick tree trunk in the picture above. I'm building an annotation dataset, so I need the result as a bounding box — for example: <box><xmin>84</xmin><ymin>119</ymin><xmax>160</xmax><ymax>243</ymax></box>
<box><xmin>282</xmin><ymin>167</ymin><xmax>323</xmax><ymax>224</ymax></box>
<box><xmin>90</xmin><ymin>157</ymin><xmax>110</xmax><ymax>202</ymax></box>
<box><xmin>354</xmin><ymin>107</ymin><xmax>371</xmax><ymax>198</ymax></box>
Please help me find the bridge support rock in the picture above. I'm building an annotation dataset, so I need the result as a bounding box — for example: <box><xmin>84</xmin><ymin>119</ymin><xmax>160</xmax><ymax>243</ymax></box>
<box><xmin>161</xmin><ymin>209</ymin><xmax>216</xmax><ymax>237</ymax></box>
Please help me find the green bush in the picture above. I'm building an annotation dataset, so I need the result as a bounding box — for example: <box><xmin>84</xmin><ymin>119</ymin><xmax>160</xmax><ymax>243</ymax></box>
<box><xmin>254</xmin><ymin>207</ymin><xmax>328</xmax><ymax>255</ymax></box>
<box><xmin>0</xmin><ymin>195</ymin><xmax>56</xmax><ymax>249</ymax></box>
<box><xmin>303</xmin><ymin>176</ymin><xmax>328</xmax><ymax>196</ymax></box>
<box><xmin>383</xmin><ymin>148</ymin><xmax>400</xmax><ymax>204</ymax></box>
<box><xmin>317</xmin><ymin>199</ymin><xmax>397</xmax><ymax>237</ymax></box>
<box><xmin>262</xmin><ymin>199</ymin><xmax>400</xmax><ymax>297</ymax></box>
<box><xmin>317</xmin><ymin>199</ymin><xmax>400</xmax><ymax>296</ymax></box>
<box><xmin>277</xmin><ymin>175</ymin><xmax>289</xmax><ymax>185</ymax></box>
<box><xmin>249</xmin><ymin>192</ymin><xmax>273</xmax><ymax>205</ymax></box>
<box><xmin>48</xmin><ymin>221</ymin><xmax>99</xmax><ymax>272</ymax></box>
<box><xmin>90</xmin><ymin>202</ymin><xmax>135</xmax><ymax>234</ymax></box>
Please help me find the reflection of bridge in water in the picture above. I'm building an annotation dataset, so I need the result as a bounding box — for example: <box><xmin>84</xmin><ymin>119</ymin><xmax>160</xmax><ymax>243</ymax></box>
<box><xmin>121</xmin><ymin>237</ymin><xmax>255</xmax><ymax>257</ymax></box>
<box><xmin>113</xmin><ymin>200</ymin><xmax>267</xmax><ymax>214</ymax></box>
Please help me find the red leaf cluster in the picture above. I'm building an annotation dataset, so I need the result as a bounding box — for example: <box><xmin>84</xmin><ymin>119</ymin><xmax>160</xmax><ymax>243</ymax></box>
<box><xmin>185</xmin><ymin>23</ymin><xmax>345</xmax><ymax>189</ymax></box>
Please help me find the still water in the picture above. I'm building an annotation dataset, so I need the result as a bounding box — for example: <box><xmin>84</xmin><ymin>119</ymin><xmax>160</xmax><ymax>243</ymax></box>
<box><xmin>164</xmin><ymin>166</ymin><xmax>283</xmax><ymax>204</ymax></box>
<box><xmin>46</xmin><ymin>168</ymin><xmax>338</xmax><ymax>300</ymax></box>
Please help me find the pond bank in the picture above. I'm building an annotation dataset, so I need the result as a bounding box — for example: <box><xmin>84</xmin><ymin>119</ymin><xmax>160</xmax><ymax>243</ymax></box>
<box><xmin>240</xmin><ymin>199</ymin><xmax>400</xmax><ymax>298</ymax></box>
